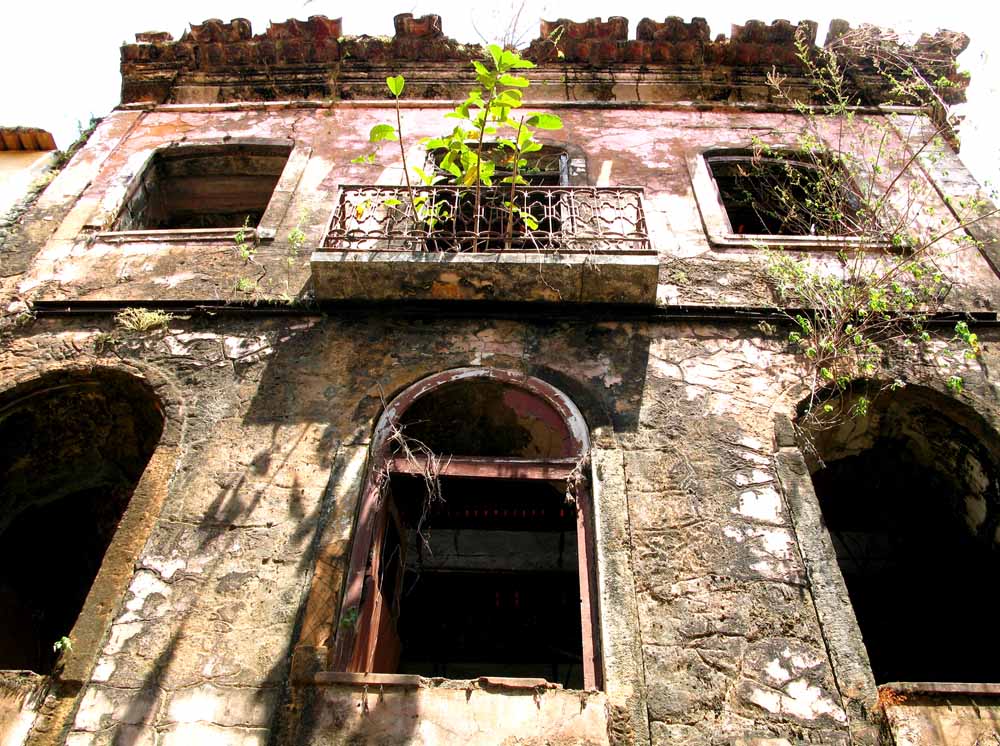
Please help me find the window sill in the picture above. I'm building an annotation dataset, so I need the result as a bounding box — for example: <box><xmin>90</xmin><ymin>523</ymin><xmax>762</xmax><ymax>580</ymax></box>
<box><xmin>302</xmin><ymin>671</ymin><xmax>570</xmax><ymax>691</ymax></box>
<box><xmin>90</xmin><ymin>226</ymin><xmax>271</xmax><ymax>243</ymax></box>
<box><xmin>288</xmin><ymin>670</ymin><xmax>609</xmax><ymax>743</ymax></box>
<box><xmin>880</xmin><ymin>681</ymin><xmax>1000</xmax><ymax>696</ymax></box>
<box><xmin>709</xmin><ymin>233</ymin><xmax>896</xmax><ymax>251</ymax></box>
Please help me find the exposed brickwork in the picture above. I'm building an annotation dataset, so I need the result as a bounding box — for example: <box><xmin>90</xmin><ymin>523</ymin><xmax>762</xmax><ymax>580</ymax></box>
<box><xmin>120</xmin><ymin>14</ymin><xmax>970</xmax><ymax>106</ymax></box>
<box><xmin>528</xmin><ymin>16</ymin><xmax>816</xmax><ymax>68</ymax></box>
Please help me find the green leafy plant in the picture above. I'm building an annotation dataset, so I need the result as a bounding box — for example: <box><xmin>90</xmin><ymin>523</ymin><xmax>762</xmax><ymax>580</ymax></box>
<box><xmin>750</xmin><ymin>29</ymin><xmax>997</xmax><ymax>427</ymax></box>
<box><xmin>339</xmin><ymin>606</ymin><xmax>360</xmax><ymax>630</ymax></box>
<box><xmin>234</xmin><ymin>216</ymin><xmax>256</xmax><ymax>262</ymax></box>
<box><xmin>235</xmin><ymin>277</ymin><xmax>257</xmax><ymax>294</ymax></box>
<box><xmin>357</xmin><ymin>44</ymin><xmax>563</xmax><ymax>251</ymax></box>
<box><xmin>115</xmin><ymin>307</ymin><xmax>173</xmax><ymax>333</ymax></box>
<box><xmin>52</xmin><ymin>636</ymin><xmax>73</xmax><ymax>655</ymax></box>
<box><xmin>282</xmin><ymin>223</ymin><xmax>308</xmax><ymax>299</ymax></box>
<box><xmin>946</xmin><ymin>375</ymin><xmax>965</xmax><ymax>395</ymax></box>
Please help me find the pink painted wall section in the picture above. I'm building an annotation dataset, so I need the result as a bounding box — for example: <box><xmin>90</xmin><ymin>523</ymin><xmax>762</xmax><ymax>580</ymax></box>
<box><xmin>17</xmin><ymin>105</ymin><xmax>1000</xmax><ymax>310</ymax></box>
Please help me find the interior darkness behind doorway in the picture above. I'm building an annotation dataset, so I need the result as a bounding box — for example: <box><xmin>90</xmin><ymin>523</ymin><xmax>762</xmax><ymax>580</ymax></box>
<box><xmin>389</xmin><ymin>475</ymin><xmax>584</xmax><ymax>688</ymax></box>
<box><xmin>0</xmin><ymin>373</ymin><xmax>163</xmax><ymax>674</ymax></box>
<box><xmin>812</xmin><ymin>439</ymin><xmax>1000</xmax><ymax>683</ymax></box>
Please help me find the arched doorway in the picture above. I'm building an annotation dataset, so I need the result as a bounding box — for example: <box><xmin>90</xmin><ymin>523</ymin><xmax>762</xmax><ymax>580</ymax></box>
<box><xmin>0</xmin><ymin>369</ymin><xmax>165</xmax><ymax>674</ymax></box>
<box><xmin>800</xmin><ymin>384</ymin><xmax>1000</xmax><ymax>683</ymax></box>
<box><xmin>333</xmin><ymin>368</ymin><xmax>601</xmax><ymax>689</ymax></box>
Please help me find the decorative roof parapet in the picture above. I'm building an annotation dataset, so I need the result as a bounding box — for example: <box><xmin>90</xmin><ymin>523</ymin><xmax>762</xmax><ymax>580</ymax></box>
<box><xmin>341</xmin><ymin>14</ymin><xmax>483</xmax><ymax>64</ymax></box>
<box><xmin>824</xmin><ymin>21</ymin><xmax>970</xmax><ymax>105</ymax></box>
<box><xmin>527</xmin><ymin>16</ymin><xmax>818</xmax><ymax>66</ymax></box>
<box><xmin>123</xmin><ymin>15</ymin><xmax>343</xmax><ymax>70</ymax></box>
<box><xmin>119</xmin><ymin>13</ymin><xmax>970</xmax><ymax>107</ymax></box>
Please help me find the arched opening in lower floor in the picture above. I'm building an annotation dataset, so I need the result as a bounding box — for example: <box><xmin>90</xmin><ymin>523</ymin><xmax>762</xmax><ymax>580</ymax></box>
<box><xmin>801</xmin><ymin>384</ymin><xmax>1000</xmax><ymax>683</ymax></box>
<box><xmin>0</xmin><ymin>369</ymin><xmax>165</xmax><ymax>674</ymax></box>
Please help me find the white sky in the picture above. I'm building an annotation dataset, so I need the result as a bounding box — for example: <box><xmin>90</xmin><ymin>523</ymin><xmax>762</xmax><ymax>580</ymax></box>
<box><xmin>1</xmin><ymin>1</ymin><xmax>997</xmax><ymax>189</ymax></box>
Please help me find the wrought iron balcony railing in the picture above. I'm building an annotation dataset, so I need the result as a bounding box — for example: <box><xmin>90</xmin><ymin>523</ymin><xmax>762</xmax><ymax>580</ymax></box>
<box><xmin>322</xmin><ymin>185</ymin><xmax>653</xmax><ymax>254</ymax></box>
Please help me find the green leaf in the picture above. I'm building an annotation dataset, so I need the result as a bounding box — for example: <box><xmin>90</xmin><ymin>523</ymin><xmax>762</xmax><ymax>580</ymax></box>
<box><xmin>412</xmin><ymin>166</ymin><xmax>435</xmax><ymax>185</ymax></box>
<box><xmin>520</xmin><ymin>140</ymin><xmax>542</xmax><ymax>153</ymax></box>
<box><xmin>472</xmin><ymin>60</ymin><xmax>490</xmax><ymax>77</ymax></box>
<box><xmin>494</xmin><ymin>91</ymin><xmax>523</xmax><ymax>108</ymax></box>
<box><xmin>383</xmin><ymin>198</ymin><xmax>402</xmax><ymax>206</ymax></box>
<box><xmin>351</xmin><ymin>152</ymin><xmax>377</xmax><ymax>164</ymax></box>
<box><xmin>947</xmin><ymin>375</ymin><xmax>964</xmax><ymax>394</ymax></box>
<box><xmin>525</xmin><ymin>113</ymin><xmax>563</xmax><ymax>130</ymax></box>
<box><xmin>487</xmin><ymin>44</ymin><xmax>503</xmax><ymax>70</ymax></box>
<box><xmin>499</xmin><ymin>74</ymin><xmax>530</xmax><ymax>87</ymax></box>
<box><xmin>369</xmin><ymin>124</ymin><xmax>397</xmax><ymax>143</ymax></box>
<box><xmin>386</xmin><ymin>75</ymin><xmax>405</xmax><ymax>97</ymax></box>
<box><xmin>500</xmin><ymin>49</ymin><xmax>535</xmax><ymax>69</ymax></box>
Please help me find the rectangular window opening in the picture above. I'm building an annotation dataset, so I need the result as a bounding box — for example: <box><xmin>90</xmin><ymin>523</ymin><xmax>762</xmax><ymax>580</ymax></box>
<box><xmin>706</xmin><ymin>150</ymin><xmax>862</xmax><ymax>237</ymax></box>
<box><xmin>372</xmin><ymin>474</ymin><xmax>585</xmax><ymax>689</ymax></box>
<box><xmin>113</xmin><ymin>143</ymin><xmax>292</xmax><ymax>231</ymax></box>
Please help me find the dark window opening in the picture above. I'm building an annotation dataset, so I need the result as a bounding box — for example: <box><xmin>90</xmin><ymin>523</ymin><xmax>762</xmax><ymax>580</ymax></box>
<box><xmin>398</xmin><ymin>379</ymin><xmax>577</xmax><ymax>459</ymax></box>
<box><xmin>706</xmin><ymin>150</ymin><xmax>861</xmax><ymax>236</ymax></box>
<box><xmin>386</xmin><ymin>475</ymin><xmax>584</xmax><ymax>688</ymax></box>
<box><xmin>0</xmin><ymin>373</ymin><xmax>163</xmax><ymax>674</ymax></box>
<box><xmin>113</xmin><ymin>143</ymin><xmax>291</xmax><ymax>231</ymax></box>
<box><xmin>430</xmin><ymin>144</ymin><xmax>569</xmax><ymax>187</ymax></box>
<box><xmin>806</xmin><ymin>390</ymin><xmax>1000</xmax><ymax>684</ymax></box>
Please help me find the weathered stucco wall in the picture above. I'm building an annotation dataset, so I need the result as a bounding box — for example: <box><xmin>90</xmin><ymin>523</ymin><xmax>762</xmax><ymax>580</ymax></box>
<box><xmin>13</xmin><ymin>105</ymin><xmax>1000</xmax><ymax>310</ymax></box>
<box><xmin>1</xmin><ymin>309</ymin><xmax>997</xmax><ymax>745</ymax></box>
<box><xmin>2</xmin><ymin>20</ymin><xmax>999</xmax><ymax>743</ymax></box>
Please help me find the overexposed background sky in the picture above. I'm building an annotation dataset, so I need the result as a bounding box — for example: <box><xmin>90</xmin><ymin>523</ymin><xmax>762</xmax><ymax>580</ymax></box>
<box><xmin>2</xmin><ymin>1</ymin><xmax>997</xmax><ymax>189</ymax></box>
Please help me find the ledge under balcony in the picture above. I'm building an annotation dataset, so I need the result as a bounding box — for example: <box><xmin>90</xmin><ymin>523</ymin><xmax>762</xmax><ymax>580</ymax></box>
<box><xmin>310</xmin><ymin>185</ymin><xmax>659</xmax><ymax>304</ymax></box>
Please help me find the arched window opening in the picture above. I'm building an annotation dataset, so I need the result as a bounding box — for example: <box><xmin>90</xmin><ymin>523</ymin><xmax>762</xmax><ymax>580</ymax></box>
<box><xmin>335</xmin><ymin>369</ymin><xmax>600</xmax><ymax>689</ymax></box>
<box><xmin>397</xmin><ymin>378</ymin><xmax>578</xmax><ymax>458</ymax></box>
<box><xmin>801</xmin><ymin>386</ymin><xmax>1000</xmax><ymax>684</ymax></box>
<box><xmin>0</xmin><ymin>371</ymin><xmax>164</xmax><ymax>674</ymax></box>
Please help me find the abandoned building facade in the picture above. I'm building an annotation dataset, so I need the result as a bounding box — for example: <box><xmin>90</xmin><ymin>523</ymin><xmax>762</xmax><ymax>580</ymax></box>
<box><xmin>1</xmin><ymin>11</ymin><xmax>999</xmax><ymax>746</ymax></box>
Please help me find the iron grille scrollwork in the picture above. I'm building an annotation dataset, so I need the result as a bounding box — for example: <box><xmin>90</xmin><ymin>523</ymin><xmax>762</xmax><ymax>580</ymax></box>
<box><xmin>322</xmin><ymin>185</ymin><xmax>652</xmax><ymax>254</ymax></box>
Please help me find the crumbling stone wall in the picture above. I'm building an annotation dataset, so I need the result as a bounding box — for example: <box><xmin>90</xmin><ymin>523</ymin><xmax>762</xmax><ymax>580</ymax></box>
<box><xmin>1</xmin><ymin>12</ymin><xmax>999</xmax><ymax>746</ymax></box>
<box><xmin>1</xmin><ymin>311</ymin><xmax>997</xmax><ymax>745</ymax></box>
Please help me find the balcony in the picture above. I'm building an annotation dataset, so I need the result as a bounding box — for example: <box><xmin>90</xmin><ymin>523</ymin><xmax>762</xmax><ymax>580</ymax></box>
<box><xmin>311</xmin><ymin>185</ymin><xmax>658</xmax><ymax>304</ymax></box>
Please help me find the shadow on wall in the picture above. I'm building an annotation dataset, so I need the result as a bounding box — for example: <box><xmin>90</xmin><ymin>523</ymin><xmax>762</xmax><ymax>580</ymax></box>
<box><xmin>240</xmin><ymin>316</ymin><xmax>651</xmax><ymax>441</ymax></box>
<box><xmin>233</xmin><ymin>317</ymin><xmax>652</xmax><ymax>744</ymax></box>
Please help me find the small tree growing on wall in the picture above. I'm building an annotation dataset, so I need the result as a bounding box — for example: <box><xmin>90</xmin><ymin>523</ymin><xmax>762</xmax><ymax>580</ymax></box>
<box><xmin>355</xmin><ymin>43</ymin><xmax>563</xmax><ymax>252</ymax></box>
<box><xmin>745</xmin><ymin>26</ymin><xmax>999</xmax><ymax>427</ymax></box>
